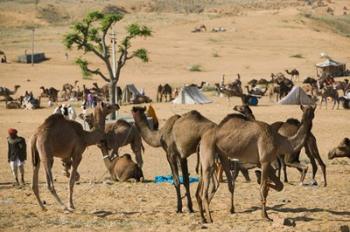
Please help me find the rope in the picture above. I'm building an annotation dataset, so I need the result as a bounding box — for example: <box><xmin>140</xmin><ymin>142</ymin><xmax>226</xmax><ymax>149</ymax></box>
<box><xmin>74</xmin><ymin>169</ymin><xmax>109</xmax><ymax>201</ymax></box>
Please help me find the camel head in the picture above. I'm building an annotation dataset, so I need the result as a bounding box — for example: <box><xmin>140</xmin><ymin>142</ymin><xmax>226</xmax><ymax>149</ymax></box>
<box><xmin>233</xmin><ymin>105</ymin><xmax>255</xmax><ymax>120</ymax></box>
<box><xmin>14</xmin><ymin>85</ymin><xmax>21</xmax><ymax>89</ymax></box>
<box><xmin>131</xmin><ymin>106</ymin><xmax>147</xmax><ymax>121</ymax></box>
<box><xmin>328</xmin><ymin>138</ymin><xmax>350</xmax><ymax>159</ymax></box>
<box><xmin>79</xmin><ymin>113</ymin><xmax>94</xmax><ymax>129</ymax></box>
<box><xmin>300</xmin><ymin>105</ymin><xmax>316</xmax><ymax>123</ymax></box>
<box><xmin>94</xmin><ymin>102</ymin><xmax>119</xmax><ymax>118</ymax></box>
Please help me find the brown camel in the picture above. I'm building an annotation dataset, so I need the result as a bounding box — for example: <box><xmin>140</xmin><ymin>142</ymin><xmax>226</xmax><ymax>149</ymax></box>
<box><xmin>196</xmin><ymin>105</ymin><xmax>315</xmax><ymax>223</ymax></box>
<box><xmin>157</xmin><ymin>84</ymin><xmax>172</xmax><ymax>102</ymax></box>
<box><xmin>5</xmin><ymin>99</ymin><xmax>22</xmax><ymax>109</ymax></box>
<box><xmin>40</xmin><ymin>86</ymin><xmax>59</xmax><ymax>102</ymax></box>
<box><xmin>320</xmin><ymin>86</ymin><xmax>339</xmax><ymax>109</ymax></box>
<box><xmin>272</xmin><ymin>114</ymin><xmax>326</xmax><ymax>186</ymax></box>
<box><xmin>31</xmin><ymin>102</ymin><xmax>118</xmax><ymax>211</ymax></box>
<box><xmin>214</xmin><ymin>83</ymin><xmax>248</xmax><ymax>104</ymax></box>
<box><xmin>285</xmin><ymin>69</ymin><xmax>300</xmax><ymax>82</ymax></box>
<box><xmin>328</xmin><ymin>138</ymin><xmax>350</xmax><ymax>159</ymax></box>
<box><xmin>131</xmin><ymin>107</ymin><xmax>217</xmax><ymax>213</ymax></box>
<box><xmin>0</xmin><ymin>85</ymin><xmax>20</xmax><ymax>100</ymax></box>
<box><xmin>101</xmin><ymin>153</ymin><xmax>144</xmax><ymax>182</ymax></box>
<box><xmin>79</xmin><ymin>114</ymin><xmax>144</xmax><ymax>169</ymax></box>
<box><xmin>189</xmin><ymin>81</ymin><xmax>207</xmax><ymax>90</ymax></box>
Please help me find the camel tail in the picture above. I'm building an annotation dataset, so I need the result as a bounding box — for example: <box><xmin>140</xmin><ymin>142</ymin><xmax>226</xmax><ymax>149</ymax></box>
<box><xmin>31</xmin><ymin>135</ymin><xmax>40</xmax><ymax>167</ymax></box>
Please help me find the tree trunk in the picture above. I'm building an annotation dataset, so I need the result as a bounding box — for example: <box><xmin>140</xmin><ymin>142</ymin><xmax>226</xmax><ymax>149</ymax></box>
<box><xmin>109</xmin><ymin>81</ymin><xmax>116</xmax><ymax>120</ymax></box>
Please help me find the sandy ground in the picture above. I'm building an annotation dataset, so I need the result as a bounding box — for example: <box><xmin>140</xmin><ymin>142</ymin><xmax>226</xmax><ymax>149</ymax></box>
<box><xmin>0</xmin><ymin>1</ymin><xmax>350</xmax><ymax>231</ymax></box>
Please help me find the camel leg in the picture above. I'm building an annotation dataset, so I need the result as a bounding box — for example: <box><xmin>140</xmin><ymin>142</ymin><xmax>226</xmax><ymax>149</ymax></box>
<box><xmin>259</xmin><ymin>162</ymin><xmax>272</xmax><ymax>221</ymax></box>
<box><xmin>284</xmin><ymin>152</ymin><xmax>307</xmax><ymax>184</ymax></box>
<box><xmin>306</xmin><ymin>135</ymin><xmax>327</xmax><ymax>186</ymax></box>
<box><xmin>216</xmin><ymin>162</ymin><xmax>224</xmax><ymax>182</ymax></box>
<box><xmin>42</xmin><ymin>157</ymin><xmax>66</xmax><ymax>209</ymax></box>
<box><xmin>239</xmin><ymin>165</ymin><xmax>251</xmax><ymax>182</ymax></box>
<box><xmin>68</xmin><ymin>155</ymin><xmax>82</xmax><ymax>211</ymax></box>
<box><xmin>180</xmin><ymin>158</ymin><xmax>194</xmax><ymax>213</ymax></box>
<box><xmin>166</xmin><ymin>152</ymin><xmax>182</xmax><ymax>213</ymax></box>
<box><xmin>195</xmin><ymin>177</ymin><xmax>205</xmax><ymax>222</ymax></box>
<box><xmin>32</xmin><ymin>161</ymin><xmax>46</xmax><ymax>211</ymax></box>
<box><xmin>131</xmin><ymin>139</ymin><xmax>143</xmax><ymax>169</ymax></box>
<box><xmin>279</xmin><ymin>156</ymin><xmax>288</xmax><ymax>183</ymax></box>
<box><xmin>218</xmin><ymin>154</ymin><xmax>234</xmax><ymax>214</ymax></box>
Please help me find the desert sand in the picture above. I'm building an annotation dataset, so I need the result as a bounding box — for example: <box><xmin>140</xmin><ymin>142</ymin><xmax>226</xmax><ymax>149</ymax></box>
<box><xmin>0</xmin><ymin>0</ymin><xmax>349</xmax><ymax>231</ymax></box>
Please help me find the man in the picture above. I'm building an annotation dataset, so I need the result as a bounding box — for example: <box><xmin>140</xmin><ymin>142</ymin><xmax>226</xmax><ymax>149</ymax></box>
<box><xmin>7</xmin><ymin>128</ymin><xmax>26</xmax><ymax>185</ymax></box>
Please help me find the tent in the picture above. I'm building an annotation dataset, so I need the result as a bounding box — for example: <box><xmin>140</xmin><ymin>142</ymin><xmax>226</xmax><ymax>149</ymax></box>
<box><xmin>316</xmin><ymin>59</ymin><xmax>346</xmax><ymax>77</ymax></box>
<box><xmin>121</xmin><ymin>84</ymin><xmax>141</xmax><ymax>104</ymax></box>
<box><xmin>278</xmin><ymin>86</ymin><xmax>314</xmax><ymax>105</ymax></box>
<box><xmin>173</xmin><ymin>86</ymin><xmax>211</xmax><ymax>104</ymax></box>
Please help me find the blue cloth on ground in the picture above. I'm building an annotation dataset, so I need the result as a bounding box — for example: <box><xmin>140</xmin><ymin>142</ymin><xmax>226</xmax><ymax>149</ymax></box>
<box><xmin>154</xmin><ymin>175</ymin><xmax>199</xmax><ymax>184</ymax></box>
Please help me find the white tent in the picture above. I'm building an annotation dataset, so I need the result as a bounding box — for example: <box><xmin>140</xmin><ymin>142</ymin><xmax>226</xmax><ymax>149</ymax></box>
<box><xmin>122</xmin><ymin>84</ymin><xmax>141</xmax><ymax>103</ymax></box>
<box><xmin>278</xmin><ymin>86</ymin><xmax>314</xmax><ymax>105</ymax></box>
<box><xmin>173</xmin><ymin>86</ymin><xmax>211</xmax><ymax>104</ymax></box>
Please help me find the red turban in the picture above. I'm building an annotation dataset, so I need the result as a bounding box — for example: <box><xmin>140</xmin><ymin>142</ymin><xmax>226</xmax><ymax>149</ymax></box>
<box><xmin>8</xmin><ymin>128</ymin><xmax>17</xmax><ymax>135</ymax></box>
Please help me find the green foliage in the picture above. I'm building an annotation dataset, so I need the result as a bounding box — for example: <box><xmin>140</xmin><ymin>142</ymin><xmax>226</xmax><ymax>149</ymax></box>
<box><xmin>305</xmin><ymin>14</ymin><xmax>350</xmax><ymax>38</ymax></box>
<box><xmin>75</xmin><ymin>58</ymin><xmax>91</xmax><ymax>78</ymax></box>
<box><xmin>63</xmin><ymin>10</ymin><xmax>151</xmax><ymax>82</ymax></box>
<box><xmin>189</xmin><ymin>64</ymin><xmax>202</xmax><ymax>72</ymax></box>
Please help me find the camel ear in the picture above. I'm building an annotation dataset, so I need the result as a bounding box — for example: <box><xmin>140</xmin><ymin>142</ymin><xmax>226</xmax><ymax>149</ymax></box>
<box><xmin>233</xmin><ymin>105</ymin><xmax>240</xmax><ymax>112</ymax></box>
<box><xmin>78</xmin><ymin>113</ymin><xmax>84</xmax><ymax>120</ymax></box>
<box><xmin>300</xmin><ymin>105</ymin><xmax>305</xmax><ymax>111</ymax></box>
<box><xmin>344</xmin><ymin>138</ymin><xmax>350</xmax><ymax>145</ymax></box>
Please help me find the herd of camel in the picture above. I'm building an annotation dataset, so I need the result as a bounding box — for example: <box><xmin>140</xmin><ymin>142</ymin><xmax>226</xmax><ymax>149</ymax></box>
<box><xmin>28</xmin><ymin>96</ymin><xmax>349</xmax><ymax>223</ymax></box>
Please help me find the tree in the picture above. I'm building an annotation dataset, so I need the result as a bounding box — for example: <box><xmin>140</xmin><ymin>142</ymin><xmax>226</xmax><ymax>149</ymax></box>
<box><xmin>63</xmin><ymin>11</ymin><xmax>151</xmax><ymax>119</ymax></box>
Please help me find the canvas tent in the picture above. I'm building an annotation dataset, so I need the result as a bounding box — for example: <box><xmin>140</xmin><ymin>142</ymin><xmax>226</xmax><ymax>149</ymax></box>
<box><xmin>316</xmin><ymin>59</ymin><xmax>346</xmax><ymax>77</ymax></box>
<box><xmin>173</xmin><ymin>86</ymin><xmax>211</xmax><ymax>104</ymax></box>
<box><xmin>17</xmin><ymin>53</ymin><xmax>46</xmax><ymax>63</ymax></box>
<box><xmin>122</xmin><ymin>84</ymin><xmax>141</xmax><ymax>104</ymax></box>
<box><xmin>278</xmin><ymin>86</ymin><xmax>314</xmax><ymax>105</ymax></box>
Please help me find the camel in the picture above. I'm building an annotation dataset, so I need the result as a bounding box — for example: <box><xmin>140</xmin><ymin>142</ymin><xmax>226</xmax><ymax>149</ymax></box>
<box><xmin>157</xmin><ymin>84</ymin><xmax>172</xmax><ymax>102</ymax></box>
<box><xmin>272</xmin><ymin>115</ymin><xmax>326</xmax><ymax>186</ymax></box>
<box><xmin>131</xmin><ymin>107</ymin><xmax>218</xmax><ymax>213</ymax></box>
<box><xmin>40</xmin><ymin>86</ymin><xmax>59</xmax><ymax>102</ymax></box>
<box><xmin>5</xmin><ymin>99</ymin><xmax>22</xmax><ymax>109</ymax></box>
<box><xmin>31</xmin><ymin>102</ymin><xmax>118</xmax><ymax>211</ymax></box>
<box><xmin>285</xmin><ymin>69</ymin><xmax>300</xmax><ymax>82</ymax></box>
<box><xmin>271</xmin><ymin>73</ymin><xmax>294</xmax><ymax>101</ymax></box>
<box><xmin>196</xmin><ymin>105</ymin><xmax>315</xmax><ymax>223</ymax></box>
<box><xmin>79</xmin><ymin>114</ymin><xmax>144</xmax><ymax>169</ymax></box>
<box><xmin>0</xmin><ymin>85</ymin><xmax>20</xmax><ymax>100</ymax></box>
<box><xmin>101</xmin><ymin>153</ymin><xmax>144</xmax><ymax>182</ymax></box>
<box><xmin>214</xmin><ymin>83</ymin><xmax>247</xmax><ymax>104</ymax></box>
<box><xmin>192</xmin><ymin>25</ymin><xmax>207</xmax><ymax>33</ymax></box>
<box><xmin>320</xmin><ymin>86</ymin><xmax>339</xmax><ymax>109</ymax></box>
<box><xmin>328</xmin><ymin>138</ymin><xmax>350</xmax><ymax>159</ymax></box>
<box><xmin>92</xmin><ymin>82</ymin><xmax>122</xmax><ymax>103</ymax></box>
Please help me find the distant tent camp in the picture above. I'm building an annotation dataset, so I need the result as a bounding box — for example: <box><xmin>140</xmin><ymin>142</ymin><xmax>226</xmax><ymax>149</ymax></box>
<box><xmin>278</xmin><ymin>86</ymin><xmax>314</xmax><ymax>105</ymax></box>
<box><xmin>173</xmin><ymin>86</ymin><xmax>211</xmax><ymax>104</ymax></box>
<box><xmin>316</xmin><ymin>59</ymin><xmax>346</xmax><ymax>77</ymax></box>
<box><xmin>17</xmin><ymin>53</ymin><xmax>46</xmax><ymax>63</ymax></box>
<box><xmin>122</xmin><ymin>84</ymin><xmax>141</xmax><ymax>104</ymax></box>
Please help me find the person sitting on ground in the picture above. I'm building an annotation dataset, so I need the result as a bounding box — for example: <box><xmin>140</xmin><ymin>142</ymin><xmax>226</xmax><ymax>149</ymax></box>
<box><xmin>7</xmin><ymin>128</ymin><xmax>26</xmax><ymax>186</ymax></box>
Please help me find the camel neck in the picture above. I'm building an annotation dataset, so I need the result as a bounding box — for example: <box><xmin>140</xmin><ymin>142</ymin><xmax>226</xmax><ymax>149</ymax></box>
<box><xmin>288</xmin><ymin>115</ymin><xmax>312</xmax><ymax>153</ymax></box>
<box><xmin>133</xmin><ymin>113</ymin><xmax>162</xmax><ymax>147</ymax></box>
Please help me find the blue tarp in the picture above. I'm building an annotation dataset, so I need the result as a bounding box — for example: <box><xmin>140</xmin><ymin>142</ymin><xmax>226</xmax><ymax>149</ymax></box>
<box><xmin>154</xmin><ymin>175</ymin><xmax>199</xmax><ymax>184</ymax></box>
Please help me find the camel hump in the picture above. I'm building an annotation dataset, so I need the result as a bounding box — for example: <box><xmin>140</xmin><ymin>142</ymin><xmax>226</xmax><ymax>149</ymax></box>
<box><xmin>218</xmin><ymin>113</ymin><xmax>249</xmax><ymax>127</ymax></box>
<box><xmin>286</xmin><ymin>118</ymin><xmax>301</xmax><ymax>126</ymax></box>
<box><xmin>40</xmin><ymin>114</ymin><xmax>65</xmax><ymax>128</ymax></box>
<box><xmin>184</xmin><ymin>110</ymin><xmax>205</xmax><ymax>120</ymax></box>
<box><xmin>115</xmin><ymin>119</ymin><xmax>131</xmax><ymax>128</ymax></box>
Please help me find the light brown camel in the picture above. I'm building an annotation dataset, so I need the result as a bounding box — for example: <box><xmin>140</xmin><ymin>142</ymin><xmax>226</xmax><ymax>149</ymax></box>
<box><xmin>328</xmin><ymin>138</ymin><xmax>350</xmax><ymax>159</ymax></box>
<box><xmin>272</xmin><ymin>117</ymin><xmax>327</xmax><ymax>186</ymax></box>
<box><xmin>5</xmin><ymin>99</ymin><xmax>22</xmax><ymax>109</ymax></box>
<box><xmin>31</xmin><ymin>102</ymin><xmax>118</xmax><ymax>211</ymax></box>
<box><xmin>79</xmin><ymin>114</ymin><xmax>144</xmax><ymax>168</ymax></box>
<box><xmin>101</xmin><ymin>153</ymin><xmax>144</xmax><ymax>182</ymax></box>
<box><xmin>0</xmin><ymin>85</ymin><xmax>20</xmax><ymax>100</ymax></box>
<box><xmin>40</xmin><ymin>86</ymin><xmax>59</xmax><ymax>102</ymax></box>
<box><xmin>131</xmin><ymin>107</ymin><xmax>219</xmax><ymax>213</ymax></box>
<box><xmin>196</xmin><ymin>105</ymin><xmax>315</xmax><ymax>223</ymax></box>
<box><xmin>285</xmin><ymin>69</ymin><xmax>300</xmax><ymax>82</ymax></box>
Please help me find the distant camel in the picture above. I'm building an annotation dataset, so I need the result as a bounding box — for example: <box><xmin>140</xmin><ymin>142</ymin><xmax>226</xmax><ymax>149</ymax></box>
<box><xmin>285</xmin><ymin>69</ymin><xmax>299</xmax><ymax>82</ymax></box>
<box><xmin>189</xmin><ymin>81</ymin><xmax>207</xmax><ymax>90</ymax></box>
<box><xmin>40</xmin><ymin>86</ymin><xmax>59</xmax><ymax>102</ymax></box>
<box><xmin>320</xmin><ymin>86</ymin><xmax>339</xmax><ymax>109</ymax></box>
<box><xmin>31</xmin><ymin>102</ymin><xmax>118</xmax><ymax>211</ymax></box>
<box><xmin>101</xmin><ymin>153</ymin><xmax>144</xmax><ymax>182</ymax></box>
<box><xmin>271</xmin><ymin>73</ymin><xmax>294</xmax><ymax>101</ymax></box>
<box><xmin>192</xmin><ymin>25</ymin><xmax>207</xmax><ymax>33</ymax></box>
<box><xmin>5</xmin><ymin>99</ymin><xmax>22</xmax><ymax>109</ymax></box>
<box><xmin>157</xmin><ymin>84</ymin><xmax>172</xmax><ymax>102</ymax></box>
<box><xmin>0</xmin><ymin>85</ymin><xmax>20</xmax><ymax>100</ymax></box>
<box><xmin>214</xmin><ymin>83</ymin><xmax>247</xmax><ymax>103</ymax></box>
<box><xmin>328</xmin><ymin>138</ymin><xmax>350</xmax><ymax>159</ymax></box>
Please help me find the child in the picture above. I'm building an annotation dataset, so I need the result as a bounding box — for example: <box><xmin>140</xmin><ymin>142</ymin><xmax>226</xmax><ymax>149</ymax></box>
<box><xmin>7</xmin><ymin>128</ymin><xmax>27</xmax><ymax>185</ymax></box>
